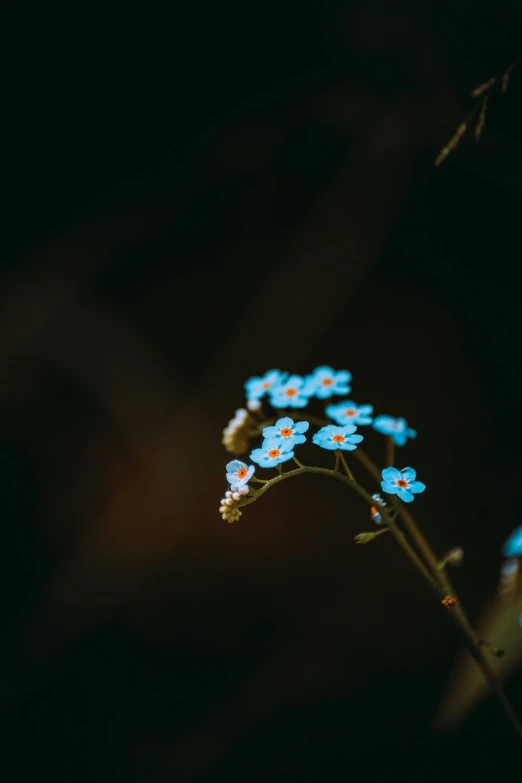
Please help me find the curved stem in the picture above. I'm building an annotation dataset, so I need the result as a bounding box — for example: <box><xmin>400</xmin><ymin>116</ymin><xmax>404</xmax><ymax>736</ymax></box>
<box><xmin>239</xmin><ymin>464</ymin><xmax>439</xmax><ymax>590</ymax></box>
<box><xmin>350</xmin><ymin>447</ymin><xmax>522</xmax><ymax>739</ymax></box>
<box><xmin>338</xmin><ymin>451</ymin><xmax>355</xmax><ymax>481</ymax></box>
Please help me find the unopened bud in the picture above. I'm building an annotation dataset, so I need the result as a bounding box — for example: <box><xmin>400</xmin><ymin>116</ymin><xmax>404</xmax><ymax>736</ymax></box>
<box><xmin>355</xmin><ymin>531</ymin><xmax>380</xmax><ymax>544</ymax></box>
<box><xmin>446</xmin><ymin>547</ymin><xmax>464</xmax><ymax>566</ymax></box>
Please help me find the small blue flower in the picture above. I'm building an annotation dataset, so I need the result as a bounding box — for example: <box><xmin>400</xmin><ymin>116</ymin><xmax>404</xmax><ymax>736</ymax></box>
<box><xmin>381</xmin><ymin>467</ymin><xmax>425</xmax><ymax>503</ymax></box>
<box><xmin>304</xmin><ymin>365</ymin><xmax>352</xmax><ymax>399</ymax></box>
<box><xmin>226</xmin><ymin>460</ymin><xmax>255</xmax><ymax>487</ymax></box>
<box><xmin>269</xmin><ymin>375</ymin><xmax>311</xmax><ymax>408</ymax></box>
<box><xmin>250</xmin><ymin>438</ymin><xmax>295</xmax><ymax>468</ymax></box>
<box><xmin>373</xmin><ymin>415</ymin><xmax>417</xmax><ymax>446</ymax></box>
<box><xmin>503</xmin><ymin>526</ymin><xmax>522</xmax><ymax>557</ymax></box>
<box><xmin>312</xmin><ymin>424</ymin><xmax>363</xmax><ymax>451</ymax></box>
<box><xmin>326</xmin><ymin>400</ymin><xmax>373</xmax><ymax>426</ymax></box>
<box><xmin>370</xmin><ymin>493</ymin><xmax>386</xmax><ymax>525</ymax></box>
<box><xmin>245</xmin><ymin>370</ymin><xmax>287</xmax><ymax>401</ymax></box>
<box><xmin>262</xmin><ymin>417</ymin><xmax>309</xmax><ymax>445</ymax></box>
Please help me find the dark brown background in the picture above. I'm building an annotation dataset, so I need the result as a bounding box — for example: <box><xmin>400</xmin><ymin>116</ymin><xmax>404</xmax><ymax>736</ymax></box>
<box><xmin>3</xmin><ymin>0</ymin><xmax>522</xmax><ymax>780</ymax></box>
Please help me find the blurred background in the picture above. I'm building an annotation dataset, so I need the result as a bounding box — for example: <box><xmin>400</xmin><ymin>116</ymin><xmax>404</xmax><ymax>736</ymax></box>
<box><xmin>4</xmin><ymin>0</ymin><xmax>522</xmax><ymax>780</ymax></box>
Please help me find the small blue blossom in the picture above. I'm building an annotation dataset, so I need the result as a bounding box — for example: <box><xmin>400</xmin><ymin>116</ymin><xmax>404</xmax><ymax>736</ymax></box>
<box><xmin>373</xmin><ymin>415</ymin><xmax>417</xmax><ymax>446</ymax></box>
<box><xmin>245</xmin><ymin>370</ymin><xmax>287</xmax><ymax>401</ymax></box>
<box><xmin>370</xmin><ymin>493</ymin><xmax>386</xmax><ymax>525</ymax></box>
<box><xmin>262</xmin><ymin>417</ymin><xmax>309</xmax><ymax>445</ymax></box>
<box><xmin>269</xmin><ymin>375</ymin><xmax>311</xmax><ymax>408</ymax></box>
<box><xmin>304</xmin><ymin>365</ymin><xmax>352</xmax><ymax>399</ymax></box>
<box><xmin>250</xmin><ymin>438</ymin><xmax>294</xmax><ymax>468</ymax></box>
<box><xmin>226</xmin><ymin>460</ymin><xmax>255</xmax><ymax>488</ymax></box>
<box><xmin>381</xmin><ymin>467</ymin><xmax>425</xmax><ymax>503</ymax></box>
<box><xmin>326</xmin><ymin>401</ymin><xmax>373</xmax><ymax>426</ymax></box>
<box><xmin>503</xmin><ymin>526</ymin><xmax>522</xmax><ymax>557</ymax></box>
<box><xmin>312</xmin><ymin>424</ymin><xmax>363</xmax><ymax>451</ymax></box>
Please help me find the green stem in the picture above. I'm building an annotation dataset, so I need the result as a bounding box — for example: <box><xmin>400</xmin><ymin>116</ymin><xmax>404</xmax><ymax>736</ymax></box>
<box><xmin>338</xmin><ymin>451</ymin><xmax>355</xmax><ymax>480</ymax></box>
<box><xmin>239</xmin><ymin>464</ymin><xmax>438</xmax><ymax>590</ymax></box>
<box><xmin>351</xmin><ymin>447</ymin><xmax>522</xmax><ymax>739</ymax></box>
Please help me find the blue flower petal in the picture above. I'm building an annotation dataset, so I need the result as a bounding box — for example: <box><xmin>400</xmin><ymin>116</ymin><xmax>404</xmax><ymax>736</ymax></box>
<box><xmin>315</xmin><ymin>438</ymin><xmax>338</xmax><ymax>450</ymax></box>
<box><xmin>347</xmin><ymin>434</ymin><xmax>364</xmax><ymax>444</ymax></box>
<box><xmin>278</xmin><ymin>451</ymin><xmax>295</xmax><ymax>463</ymax></box>
<box><xmin>392</xmin><ymin>431</ymin><xmax>409</xmax><ymax>447</ymax></box>
<box><xmin>226</xmin><ymin>460</ymin><xmax>244</xmax><ymax>473</ymax></box>
<box><xmin>409</xmin><ymin>481</ymin><xmax>426</xmax><ymax>494</ymax></box>
<box><xmin>382</xmin><ymin>467</ymin><xmax>400</xmax><ymax>481</ymax></box>
<box><xmin>250</xmin><ymin>448</ymin><xmax>265</xmax><ymax>465</ymax></box>
<box><xmin>276</xmin><ymin>417</ymin><xmax>293</xmax><ymax>429</ymax></box>
<box><xmin>262</xmin><ymin>437</ymin><xmax>280</xmax><ymax>450</ymax></box>
<box><xmin>262</xmin><ymin>425</ymin><xmax>278</xmax><ymax>439</ymax></box>
<box><xmin>397</xmin><ymin>487</ymin><xmax>414</xmax><ymax>502</ymax></box>
<box><xmin>401</xmin><ymin>467</ymin><xmax>416</xmax><ymax>482</ymax></box>
<box><xmin>295</xmin><ymin>421</ymin><xmax>309</xmax><ymax>434</ymax></box>
<box><xmin>381</xmin><ymin>481</ymin><xmax>398</xmax><ymax>494</ymax></box>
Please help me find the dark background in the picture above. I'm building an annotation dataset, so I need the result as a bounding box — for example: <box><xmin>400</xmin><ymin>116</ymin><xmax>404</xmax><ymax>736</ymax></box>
<box><xmin>3</xmin><ymin>0</ymin><xmax>522</xmax><ymax>780</ymax></box>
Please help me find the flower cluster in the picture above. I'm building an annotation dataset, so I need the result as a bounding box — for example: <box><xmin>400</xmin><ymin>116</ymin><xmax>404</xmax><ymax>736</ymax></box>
<box><xmin>221</xmin><ymin>366</ymin><xmax>426</xmax><ymax>526</ymax></box>
<box><xmin>244</xmin><ymin>366</ymin><xmax>354</xmax><ymax>410</ymax></box>
<box><xmin>222</xmin><ymin>408</ymin><xmax>252</xmax><ymax>454</ymax></box>
<box><xmin>219</xmin><ymin>490</ymin><xmax>244</xmax><ymax>523</ymax></box>
<box><xmin>250</xmin><ymin>417</ymin><xmax>310</xmax><ymax>467</ymax></box>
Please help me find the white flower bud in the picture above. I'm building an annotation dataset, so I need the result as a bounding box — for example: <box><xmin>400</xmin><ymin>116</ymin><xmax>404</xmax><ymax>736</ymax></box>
<box><xmin>232</xmin><ymin>492</ymin><xmax>241</xmax><ymax>501</ymax></box>
<box><xmin>247</xmin><ymin>398</ymin><xmax>261</xmax><ymax>412</ymax></box>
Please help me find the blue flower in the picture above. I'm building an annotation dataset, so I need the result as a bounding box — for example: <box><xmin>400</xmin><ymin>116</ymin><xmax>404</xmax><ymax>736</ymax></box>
<box><xmin>262</xmin><ymin>417</ymin><xmax>309</xmax><ymax>445</ymax></box>
<box><xmin>304</xmin><ymin>365</ymin><xmax>352</xmax><ymax>399</ymax></box>
<box><xmin>312</xmin><ymin>424</ymin><xmax>363</xmax><ymax>451</ymax></box>
<box><xmin>226</xmin><ymin>460</ymin><xmax>255</xmax><ymax>487</ymax></box>
<box><xmin>370</xmin><ymin>493</ymin><xmax>386</xmax><ymax>525</ymax></box>
<box><xmin>250</xmin><ymin>438</ymin><xmax>295</xmax><ymax>468</ymax></box>
<box><xmin>245</xmin><ymin>370</ymin><xmax>287</xmax><ymax>401</ymax></box>
<box><xmin>503</xmin><ymin>526</ymin><xmax>522</xmax><ymax>557</ymax></box>
<box><xmin>326</xmin><ymin>401</ymin><xmax>373</xmax><ymax>426</ymax></box>
<box><xmin>269</xmin><ymin>375</ymin><xmax>311</xmax><ymax>408</ymax></box>
<box><xmin>381</xmin><ymin>467</ymin><xmax>425</xmax><ymax>503</ymax></box>
<box><xmin>373</xmin><ymin>415</ymin><xmax>417</xmax><ymax>446</ymax></box>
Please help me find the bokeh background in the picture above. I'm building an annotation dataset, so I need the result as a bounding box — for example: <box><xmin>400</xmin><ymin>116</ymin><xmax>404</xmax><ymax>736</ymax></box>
<box><xmin>4</xmin><ymin>1</ymin><xmax>522</xmax><ymax>780</ymax></box>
